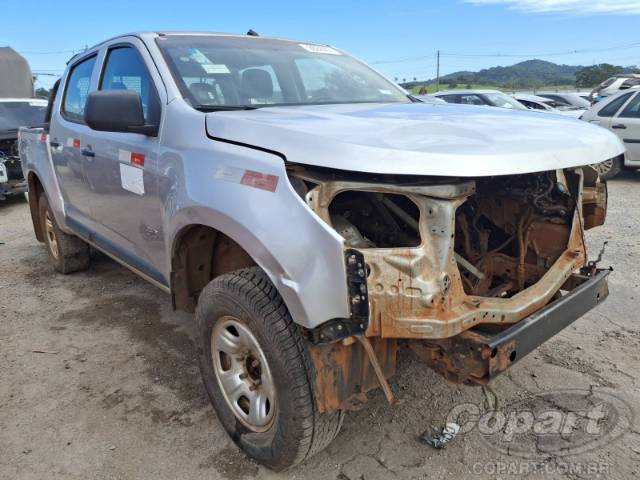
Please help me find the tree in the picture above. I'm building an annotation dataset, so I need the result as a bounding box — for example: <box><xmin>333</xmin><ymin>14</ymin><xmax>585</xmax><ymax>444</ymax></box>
<box><xmin>35</xmin><ymin>87</ymin><xmax>50</xmax><ymax>99</ymax></box>
<box><xmin>575</xmin><ymin>64</ymin><xmax>625</xmax><ymax>88</ymax></box>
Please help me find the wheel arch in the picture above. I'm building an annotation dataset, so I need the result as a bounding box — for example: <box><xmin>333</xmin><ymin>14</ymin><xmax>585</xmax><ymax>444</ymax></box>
<box><xmin>169</xmin><ymin>216</ymin><xmax>313</xmax><ymax>328</ymax></box>
<box><xmin>27</xmin><ymin>171</ymin><xmax>45</xmax><ymax>242</ymax></box>
<box><xmin>170</xmin><ymin>223</ymin><xmax>258</xmax><ymax>312</ymax></box>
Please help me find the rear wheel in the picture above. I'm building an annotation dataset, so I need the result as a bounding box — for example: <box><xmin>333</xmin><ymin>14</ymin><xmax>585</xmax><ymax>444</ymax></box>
<box><xmin>591</xmin><ymin>156</ymin><xmax>623</xmax><ymax>181</ymax></box>
<box><xmin>195</xmin><ymin>267</ymin><xmax>344</xmax><ymax>470</ymax></box>
<box><xmin>38</xmin><ymin>193</ymin><xmax>90</xmax><ymax>274</ymax></box>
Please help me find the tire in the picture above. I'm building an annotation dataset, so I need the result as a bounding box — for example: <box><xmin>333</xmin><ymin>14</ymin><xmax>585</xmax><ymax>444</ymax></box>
<box><xmin>38</xmin><ymin>193</ymin><xmax>90</xmax><ymax>274</ymax></box>
<box><xmin>591</xmin><ymin>156</ymin><xmax>623</xmax><ymax>181</ymax></box>
<box><xmin>195</xmin><ymin>267</ymin><xmax>344</xmax><ymax>471</ymax></box>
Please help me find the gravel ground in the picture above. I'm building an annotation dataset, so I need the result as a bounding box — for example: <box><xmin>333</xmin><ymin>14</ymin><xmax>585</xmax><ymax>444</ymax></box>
<box><xmin>1</xmin><ymin>172</ymin><xmax>640</xmax><ymax>480</ymax></box>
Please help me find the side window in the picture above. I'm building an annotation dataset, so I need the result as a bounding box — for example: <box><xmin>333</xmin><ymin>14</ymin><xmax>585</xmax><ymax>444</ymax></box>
<box><xmin>100</xmin><ymin>46</ymin><xmax>160</xmax><ymax>125</ymax></box>
<box><xmin>459</xmin><ymin>94</ymin><xmax>485</xmax><ymax>106</ymax></box>
<box><xmin>619</xmin><ymin>93</ymin><xmax>640</xmax><ymax>119</ymax></box>
<box><xmin>62</xmin><ymin>55</ymin><xmax>97</xmax><ymax>123</ymax></box>
<box><xmin>598</xmin><ymin>92</ymin><xmax>633</xmax><ymax>118</ymax></box>
<box><xmin>439</xmin><ymin>95</ymin><xmax>458</xmax><ymax>104</ymax></box>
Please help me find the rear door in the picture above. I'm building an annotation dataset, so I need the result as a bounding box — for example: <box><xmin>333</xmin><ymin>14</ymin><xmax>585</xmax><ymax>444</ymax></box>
<box><xmin>49</xmin><ymin>54</ymin><xmax>98</xmax><ymax>231</ymax></box>
<box><xmin>612</xmin><ymin>91</ymin><xmax>640</xmax><ymax>162</ymax></box>
<box><xmin>82</xmin><ymin>39</ymin><xmax>167</xmax><ymax>285</ymax></box>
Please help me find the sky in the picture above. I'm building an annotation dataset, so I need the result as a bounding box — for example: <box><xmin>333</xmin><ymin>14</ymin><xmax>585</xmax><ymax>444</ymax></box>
<box><xmin>2</xmin><ymin>0</ymin><xmax>639</xmax><ymax>90</ymax></box>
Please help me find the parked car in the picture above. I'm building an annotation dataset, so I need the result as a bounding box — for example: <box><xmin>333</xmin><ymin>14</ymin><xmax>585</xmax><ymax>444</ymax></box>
<box><xmin>513</xmin><ymin>93</ymin><xmax>585</xmax><ymax>118</ymax></box>
<box><xmin>433</xmin><ymin>89</ymin><xmax>528</xmax><ymax>110</ymax></box>
<box><xmin>581</xmin><ymin>89</ymin><xmax>640</xmax><ymax>179</ymax></box>
<box><xmin>414</xmin><ymin>94</ymin><xmax>446</xmax><ymax>104</ymax></box>
<box><xmin>537</xmin><ymin>92</ymin><xmax>591</xmax><ymax>109</ymax></box>
<box><xmin>590</xmin><ymin>74</ymin><xmax>640</xmax><ymax>101</ymax></box>
<box><xmin>0</xmin><ymin>98</ymin><xmax>46</xmax><ymax>200</ymax></box>
<box><xmin>20</xmin><ymin>31</ymin><xmax>623</xmax><ymax>470</ymax></box>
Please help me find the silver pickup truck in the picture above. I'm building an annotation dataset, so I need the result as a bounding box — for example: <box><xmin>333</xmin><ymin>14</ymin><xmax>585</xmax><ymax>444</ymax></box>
<box><xmin>20</xmin><ymin>31</ymin><xmax>624</xmax><ymax>470</ymax></box>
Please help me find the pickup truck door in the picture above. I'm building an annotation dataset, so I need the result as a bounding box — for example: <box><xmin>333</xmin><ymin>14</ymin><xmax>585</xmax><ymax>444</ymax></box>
<box><xmin>49</xmin><ymin>54</ymin><xmax>99</xmax><ymax>228</ymax></box>
<box><xmin>82</xmin><ymin>41</ymin><xmax>167</xmax><ymax>286</ymax></box>
<box><xmin>611</xmin><ymin>91</ymin><xmax>640</xmax><ymax>162</ymax></box>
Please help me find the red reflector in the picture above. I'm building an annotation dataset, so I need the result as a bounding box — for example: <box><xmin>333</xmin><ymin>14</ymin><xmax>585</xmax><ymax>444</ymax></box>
<box><xmin>131</xmin><ymin>152</ymin><xmax>145</xmax><ymax>167</ymax></box>
<box><xmin>73</xmin><ymin>138</ymin><xmax>81</xmax><ymax>149</ymax></box>
<box><xmin>240</xmin><ymin>170</ymin><xmax>279</xmax><ymax>192</ymax></box>
<box><xmin>40</xmin><ymin>133</ymin><xmax>47</xmax><ymax>142</ymax></box>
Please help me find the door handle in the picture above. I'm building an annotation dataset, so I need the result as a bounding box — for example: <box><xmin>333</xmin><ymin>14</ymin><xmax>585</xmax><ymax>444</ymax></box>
<box><xmin>612</xmin><ymin>124</ymin><xmax>627</xmax><ymax>130</ymax></box>
<box><xmin>50</xmin><ymin>140</ymin><xmax>61</xmax><ymax>148</ymax></box>
<box><xmin>81</xmin><ymin>148</ymin><xmax>95</xmax><ymax>157</ymax></box>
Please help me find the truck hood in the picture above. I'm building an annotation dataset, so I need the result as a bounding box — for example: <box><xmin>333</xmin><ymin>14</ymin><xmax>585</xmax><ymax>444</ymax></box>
<box><xmin>205</xmin><ymin>102</ymin><xmax>625</xmax><ymax>177</ymax></box>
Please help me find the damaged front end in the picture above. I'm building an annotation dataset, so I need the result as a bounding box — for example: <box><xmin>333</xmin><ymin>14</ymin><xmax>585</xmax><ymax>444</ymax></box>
<box><xmin>289</xmin><ymin>165</ymin><xmax>609</xmax><ymax>411</ymax></box>
<box><xmin>0</xmin><ymin>137</ymin><xmax>27</xmax><ymax>200</ymax></box>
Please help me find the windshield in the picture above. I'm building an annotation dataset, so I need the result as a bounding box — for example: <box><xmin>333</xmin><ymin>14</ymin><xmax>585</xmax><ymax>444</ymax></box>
<box><xmin>0</xmin><ymin>101</ymin><xmax>46</xmax><ymax>132</ymax></box>
<box><xmin>482</xmin><ymin>93</ymin><xmax>527</xmax><ymax>110</ymax></box>
<box><xmin>156</xmin><ymin>35</ymin><xmax>409</xmax><ymax>110</ymax></box>
<box><xmin>540</xmin><ymin>99</ymin><xmax>582</xmax><ymax>111</ymax></box>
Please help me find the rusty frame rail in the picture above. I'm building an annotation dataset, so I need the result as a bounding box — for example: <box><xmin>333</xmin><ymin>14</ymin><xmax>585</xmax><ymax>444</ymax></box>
<box><xmin>410</xmin><ymin>269</ymin><xmax>610</xmax><ymax>384</ymax></box>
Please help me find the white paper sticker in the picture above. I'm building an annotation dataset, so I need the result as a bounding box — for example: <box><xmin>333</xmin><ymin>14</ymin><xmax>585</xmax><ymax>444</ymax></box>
<box><xmin>120</xmin><ymin>163</ymin><xmax>144</xmax><ymax>195</ymax></box>
<box><xmin>202</xmin><ymin>63</ymin><xmax>230</xmax><ymax>74</ymax></box>
<box><xmin>299</xmin><ymin>44</ymin><xmax>341</xmax><ymax>55</ymax></box>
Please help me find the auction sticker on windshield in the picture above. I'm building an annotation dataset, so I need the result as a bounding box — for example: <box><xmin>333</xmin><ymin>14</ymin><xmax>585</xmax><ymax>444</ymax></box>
<box><xmin>299</xmin><ymin>44</ymin><xmax>341</xmax><ymax>55</ymax></box>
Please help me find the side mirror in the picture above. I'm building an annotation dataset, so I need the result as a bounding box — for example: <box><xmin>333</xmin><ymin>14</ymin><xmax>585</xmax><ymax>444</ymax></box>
<box><xmin>84</xmin><ymin>90</ymin><xmax>157</xmax><ymax>136</ymax></box>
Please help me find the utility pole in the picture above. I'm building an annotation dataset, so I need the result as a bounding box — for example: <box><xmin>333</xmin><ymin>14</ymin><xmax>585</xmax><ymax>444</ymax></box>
<box><xmin>436</xmin><ymin>50</ymin><xmax>440</xmax><ymax>92</ymax></box>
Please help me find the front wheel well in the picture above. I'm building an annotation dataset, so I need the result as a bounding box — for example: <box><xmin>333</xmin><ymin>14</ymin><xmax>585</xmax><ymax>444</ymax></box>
<box><xmin>171</xmin><ymin>225</ymin><xmax>257</xmax><ymax>312</ymax></box>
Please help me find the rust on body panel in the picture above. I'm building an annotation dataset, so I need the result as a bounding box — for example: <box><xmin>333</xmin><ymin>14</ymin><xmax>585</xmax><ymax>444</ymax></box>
<box><xmin>308</xmin><ymin>337</ymin><xmax>398</xmax><ymax>412</ymax></box>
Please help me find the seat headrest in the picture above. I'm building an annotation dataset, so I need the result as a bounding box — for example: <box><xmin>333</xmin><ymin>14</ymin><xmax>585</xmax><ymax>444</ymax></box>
<box><xmin>241</xmin><ymin>68</ymin><xmax>273</xmax><ymax>99</ymax></box>
<box><xmin>189</xmin><ymin>82</ymin><xmax>218</xmax><ymax>104</ymax></box>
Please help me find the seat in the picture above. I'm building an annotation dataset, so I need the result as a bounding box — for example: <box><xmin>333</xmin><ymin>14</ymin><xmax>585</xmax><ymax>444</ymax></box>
<box><xmin>240</xmin><ymin>69</ymin><xmax>273</xmax><ymax>102</ymax></box>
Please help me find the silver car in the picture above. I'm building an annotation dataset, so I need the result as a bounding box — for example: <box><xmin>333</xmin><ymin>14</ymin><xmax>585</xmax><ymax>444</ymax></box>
<box><xmin>20</xmin><ymin>32</ymin><xmax>624</xmax><ymax>470</ymax></box>
<box><xmin>581</xmin><ymin>88</ymin><xmax>640</xmax><ymax>179</ymax></box>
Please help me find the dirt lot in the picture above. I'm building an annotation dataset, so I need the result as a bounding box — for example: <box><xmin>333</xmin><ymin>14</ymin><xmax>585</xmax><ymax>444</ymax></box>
<box><xmin>1</xmin><ymin>172</ymin><xmax>640</xmax><ymax>480</ymax></box>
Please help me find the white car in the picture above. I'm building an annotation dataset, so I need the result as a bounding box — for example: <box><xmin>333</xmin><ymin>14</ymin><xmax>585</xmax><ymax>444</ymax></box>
<box><xmin>590</xmin><ymin>74</ymin><xmax>640</xmax><ymax>101</ymax></box>
<box><xmin>537</xmin><ymin>92</ymin><xmax>591</xmax><ymax>109</ymax></box>
<box><xmin>433</xmin><ymin>89</ymin><xmax>528</xmax><ymax>110</ymax></box>
<box><xmin>581</xmin><ymin>89</ymin><xmax>640</xmax><ymax>179</ymax></box>
<box><xmin>513</xmin><ymin>93</ymin><xmax>585</xmax><ymax>118</ymax></box>
<box><xmin>414</xmin><ymin>94</ymin><xmax>447</xmax><ymax>104</ymax></box>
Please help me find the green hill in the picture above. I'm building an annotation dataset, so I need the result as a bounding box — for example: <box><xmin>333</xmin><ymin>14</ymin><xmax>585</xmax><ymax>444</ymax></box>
<box><xmin>402</xmin><ymin>59</ymin><xmax>584</xmax><ymax>91</ymax></box>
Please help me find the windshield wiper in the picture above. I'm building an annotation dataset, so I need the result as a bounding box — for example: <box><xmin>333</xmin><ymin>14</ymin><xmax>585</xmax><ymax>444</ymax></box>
<box><xmin>195</xmin><ymin>105</ymin><xmax>260</xmax><ymax>112</ymax></box>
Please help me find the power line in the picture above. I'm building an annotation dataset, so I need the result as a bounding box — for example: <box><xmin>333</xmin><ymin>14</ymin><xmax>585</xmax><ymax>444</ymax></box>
<box><xmin>372</xmin><ymin>41</ymin><xmax>640</xmax><ymax>65</ymax></box>
<box><xmin>21</xmin><ymin>48</ymin><xmax>84</xmax><ymax>55</ymax></box>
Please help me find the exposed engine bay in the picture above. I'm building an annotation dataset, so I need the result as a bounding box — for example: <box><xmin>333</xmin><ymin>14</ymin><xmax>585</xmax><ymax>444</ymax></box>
<box><xmin>0</xmin><ymin>137</ymin><xmax>26</xmax><ymax>199</ymax></box>
<box><xmin>288</xmin><ymin>165</ymin><xmax>608</xmax><ymax>410</ymax></box>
